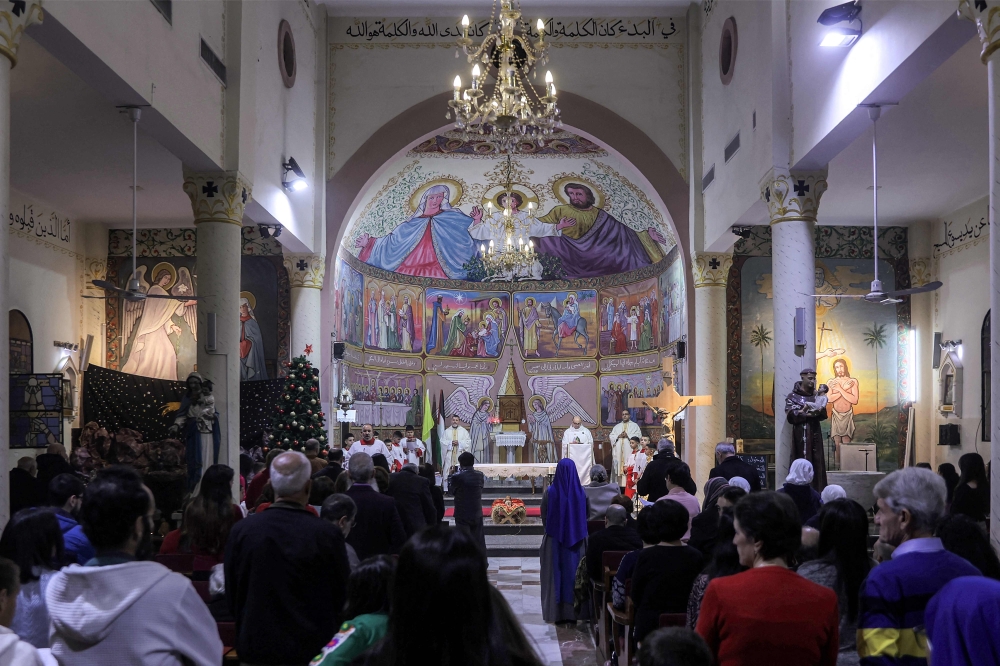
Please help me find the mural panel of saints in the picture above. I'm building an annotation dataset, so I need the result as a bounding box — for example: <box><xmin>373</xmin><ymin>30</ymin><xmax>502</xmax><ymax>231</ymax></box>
<box><xmin>239</xmin><ymin>292</ymin><xmax>268</xmax><ymax>381</ymax></box>
<box><xmin>826</xmin><ymin>358</ymin><xmax>859</xmax><ymax>463</ymax></box>
<box><xmin>531</xmin><ymin>181</ymin><xmax>667</xmax><ymax>279</ymax></box>
<box><xmin>121</xmin><ymin>264</ymin><xmax>197</xmax><ymax>381</ymax></box>
<box><xmin>354</xmin><ymin>184</ymin><xmax>480</xmax><ymax>280</ymax></box>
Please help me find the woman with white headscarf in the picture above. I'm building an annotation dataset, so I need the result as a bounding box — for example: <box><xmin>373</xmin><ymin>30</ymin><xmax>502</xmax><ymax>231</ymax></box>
<box><xmin>777</xmin><ymin>459</ymin><xmax>823</xmax><ymax>524</ymax></box>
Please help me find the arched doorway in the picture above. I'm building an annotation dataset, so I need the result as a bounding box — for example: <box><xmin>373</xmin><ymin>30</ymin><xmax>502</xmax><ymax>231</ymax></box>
<box><xmin>10</xmin><ymin>309</ymin><xmax>33</xmax><ymax>374</ymax></box>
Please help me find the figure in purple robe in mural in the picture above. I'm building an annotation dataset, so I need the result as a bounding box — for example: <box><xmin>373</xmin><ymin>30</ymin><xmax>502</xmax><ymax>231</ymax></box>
<box><xmin>531</xmin><ymin>183</ymin><xmax>667</xmax><ymax>279</ymax></box>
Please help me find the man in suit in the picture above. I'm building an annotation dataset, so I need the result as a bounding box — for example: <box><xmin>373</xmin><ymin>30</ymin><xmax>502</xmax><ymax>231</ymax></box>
<box><xmin>586</xmin><ymin>504</ymin><xmax>642</xmax><ymax>581</ymax></box>
<box><xmin>226</xmin><ymin>451</ymin><xmax>351</xmax><ymax>665</ymax></box>
<box><xmin>708</xmin><ymin>442</ymin><xmax>761</xmax><ymax>491</ymax></box>
<box><xmin>10</xmin><ymin>457</ymin><xmax>44</xmax><ymax>516</ymax></box>
<box><xmin>385</xmin><ymin>463</ymin><xmax>437</xmax><ymax>537</ymax></box>
<box><xmin>636</xmin><ymin>439</ymin><xmax>696</xmax><ymax>501</ymax></box>
<box><xmin>344</xmin><ymin>452</ymin><xmax>407</xmax><ymax>559</ymax></box>
<box><xmin>447</xmin><ymin>452</ymin><xmax>485</xmax><ymax>553</ymax></box>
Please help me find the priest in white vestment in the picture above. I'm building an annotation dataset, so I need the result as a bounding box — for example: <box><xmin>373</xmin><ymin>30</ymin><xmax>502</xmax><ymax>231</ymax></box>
<box><xmin>441</xmin><ymin>415</ymin><xmax>472</xmax><ymax>472</ymax></box>
<box><xmin>348</xmin><ymin>424</ymin><xmax>391</xmax><ymax>460</ymax></box>
<box><xmin>608</xmin><ymin>409</ymin><xmax>642</xmax><ymax>487</ymax></box>
<box><xmin>561</xmin><ymin>417</ymin><xmax>594</xmax><ymax>485</ymax></box>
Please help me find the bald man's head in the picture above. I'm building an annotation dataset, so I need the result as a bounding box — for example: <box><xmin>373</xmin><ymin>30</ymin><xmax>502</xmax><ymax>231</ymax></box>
<box><xmin>270</xmin><ymin>451</ymin><xmax>312</xmax><ymax>501</ymax></box>
<box><xmin>605</xmin><ymin>504</ymin><xmax>628</xmax><ymax>527</ymax></box>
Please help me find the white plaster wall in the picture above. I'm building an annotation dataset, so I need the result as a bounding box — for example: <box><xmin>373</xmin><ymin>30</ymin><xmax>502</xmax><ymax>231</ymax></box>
<box><xmin>43</xmin><ymin>0</ymin><xmax>226</xmax><ymax>166</ymax></box>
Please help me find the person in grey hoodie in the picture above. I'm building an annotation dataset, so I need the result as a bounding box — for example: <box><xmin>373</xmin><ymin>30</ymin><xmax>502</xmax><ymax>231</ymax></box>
<box><xmin>0</xmin><ymin>556</ymin><xmax>48</xmax><ymax>665</ymax></box>
<box><xmin>46</xmin><ymin>466</ymin><xmax>222</xmax><ymax>666</ymax></box>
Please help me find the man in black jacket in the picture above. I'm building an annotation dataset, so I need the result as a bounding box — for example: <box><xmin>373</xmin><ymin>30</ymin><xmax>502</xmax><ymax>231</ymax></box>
<box><xmin>226</xmin><ymin>451</ymin><xmax>350</xmax><ymax>666</ymax></box>
<box><xmin>385</xmin><ymin>464</ymin><xmax>437</xmax><ymax>537</ymax></box>
<box><xmin>585</xmin><ymin>504</ymin><xmax>642</xmax><ymax>581</ymax></box>
<box><xmin>10</xmin><ymin>457</ymin><xmax>44</xmax><ymax>516</ymax></box>
<box><xmin>344</xmin><ymin>452</ymin><xmax>407</xmax><ymax>559</ymax></box>
<box><xmin>708</xmin><ymin>442</ymin><xmax>762</xmax><ymax>491</ymax></box>
<box><xmin>635</xmin><ymin>439</ymin><xmax>696</xmax><ymax>501</ymax></box>
<box><xmin>447</xmin><ymin>452</ymin><xmax>485</xmax><ymax>552</ymax></box>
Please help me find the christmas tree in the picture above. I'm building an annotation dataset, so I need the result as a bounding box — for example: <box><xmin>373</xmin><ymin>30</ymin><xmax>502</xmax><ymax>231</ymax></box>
<box><xmin>269</xmin><ymin>348</ymin><xmax>327</xmax><ymax>450</ymax></box>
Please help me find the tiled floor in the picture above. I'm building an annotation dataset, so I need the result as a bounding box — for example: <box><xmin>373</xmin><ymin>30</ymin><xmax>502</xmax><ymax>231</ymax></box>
<box><xmin>488</xmin><ymin>557</ymin><xmax>598</xmax><ymax>666</ymax></box>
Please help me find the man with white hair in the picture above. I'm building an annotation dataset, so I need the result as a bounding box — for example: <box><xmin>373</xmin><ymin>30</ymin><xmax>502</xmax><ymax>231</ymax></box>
<box><xmin>708</xmin><ymin>441</ymin><xmax>761</xmax><ymax>492</ymax></box>
<box><xmin>226</xmin><ymin>451</ymin><xmax>351</xmax><ymax>665</ymax></box>
<box><xmin>561</xmin><ymin>415</ymin><xmax>594</xmax><ymax>485</ymax></box>
<box><xmin>856</xmin><ymin>467</ymin><xmax>981</xmax><ymax>666</ymax></box>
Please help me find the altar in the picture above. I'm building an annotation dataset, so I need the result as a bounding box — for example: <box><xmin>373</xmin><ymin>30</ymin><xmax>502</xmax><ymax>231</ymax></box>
<box><xmin>494</xmin><ymin>431</ymin><xmax>526</xmax><ymax>464</ymax></box>
<box><xmin>476</xmin><ymin>462</ymin><xmax>558</xmax><ymax>493</ymax></box>
<box><xmin>353</xmin><ymin>401</ymin><xmax>412</xmax><ymax>427</ymax></box>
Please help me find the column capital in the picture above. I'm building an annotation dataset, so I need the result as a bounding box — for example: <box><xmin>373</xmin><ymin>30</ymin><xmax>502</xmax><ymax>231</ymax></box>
<box><xmin>283</xmin><ymin>253</ymin><xmax>326</xmax><ymax>289</ymax></box>
<box><xmin>909</xmin><ymin>257</ymin><xmax>935</xmax><ymax>287</ymax></box>
<box><xmin>760</xmin><ymin>168</ymin><xmax>828</xmax><ymax>225</ymax></box>
<box><xmin>182</xmin><ymin>171</ymin><xmax>252</xmax><ymax>226</ymax></box>
<box><xmin>691</xmin><ymin>252</ymin><xmax>733</xmax><ymax>288</ymax></box>
<box><xmin>959</xmin><ymin>0</ymin><xmax>1000</xmax><ymax>63</ymax></box>
<box><xmin>0</xmin><ymin>0</ymin><xmax>42</xmax><ymax>67</ymax></box>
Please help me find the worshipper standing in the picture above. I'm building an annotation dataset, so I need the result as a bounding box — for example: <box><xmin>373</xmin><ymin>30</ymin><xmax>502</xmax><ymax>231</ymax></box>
<box><xmin>708</xmin><ymin>442</ymin><xmax>762</xmax><ymax>492</ymax></box>
<box><xmin>637</xmin><ymin>627</ymin><xmax>713</xmax><ymax>666</ymax></box>
<box><xmin>385</xmin><ymin>463</ymin><xmax>436</xmax><ymax>538</ymax></box>
<box><xmin>562</xmin><ymin>416</ymin><xmax>594</xmax><ymax>485</ymax></box>
<box><xmin>924</xmin><ymin>576</ymin><xmax>1000</xmax><ymax>666</ymax></box>
<box><xmin>541</xmin><ymin>459</ymin><xmax>589</xmax><ymax>624</ymax></box>
<box><xmin>9</xmin><ymin>458</ymin><xmax>43</xmax><ymax>517</ymax></box>
<box><xmin>245</xmin><ymin>448</ymin><xmax>281</xmax><ymax>508</ymax></box>
<box><xmin>322</xmin><ymin>493</ymin><xmax>360</xmax><ymax>570</ymax></box>
<box><xmin>0</xmin><ymin>557</ymin><xmax>49</xmax><ymax>665</ymax></box>
<box><xmin>631</xmin><ymin>500</ymin><xmax>705</xmax><ymax>642</ymax></box>
<box><xmin>353</xmin><ymin>526</ymin><xmax>544</xmax><ymax>666</ymax></box>
<box><xmin>401</xmin><ymin>425</ymin><xmax>425</xmax><ymax>465</ymax></box>
<box><xmin>638</xmin><ymin>439</ymin><xmax>697</xmax><ymax>501</ymax></box>
<box><xmin>936</xmin><ymin>462</ymin><xmax>959</xmax><ymax>506</ymax></box>
<box><xmin>419</xmin><ymin>463</ymin><xmax>445</xmax><ymax>524</ymax></box>
<box><xmin>609</xmin><ymin>409</ymin><xmax>642</xmax><ymax>487</ymax></box>
<box><xmin>656</xmin><ymin>460</ymin><xmax>701</xmax><ymax>543</ymax></box>
<box><xmin>0</xmin><ymin>508</ymin><xmax>63</xmax><ymax>648</ymax></box>
<box><xmin>582</xmin><ymin>465</ymin><xmax>621</xmax><ymax>520</ymax></box>
<box><xmin>310</xmin><ymin>476</ymin><xmax>338</xmax><ymax>512</ymax></box>
<box><xmin>585</xmin><ymin>504</ymin><xmax>642</xmax><ymax>582</ymax></box>
<box><xmin>441</xmin><ymin>415</ymin><xmax>473</xmax><ymax>474</ymax></box>
<box><xmin>612</xmin><ymin>505</ymin><xmax>659</xmax><ymax>610</ymax></box>
<box><xmin>47</xmin><ymin>466</ymin><xmax>222</xmax><ymax>665</ymax></box>
<box><xmin>349</xmin><ymin>425</ymin><xmax>392</xmax><ymax>461</ymax></box>
<box><xmin>950</xmin><ymin>452</ymin><xmax>990</xmax><ymax>524</ymax></box>
<box><xmin>311</xmin><ymin>555</ymin><xmax>395</xmax><ymax>666</ymax></box>
<box><xmin>857</xmin><ymin>467</ymin><xmax>981</xmax><ymax>666</ymax></box>
<box><xmin>47</xmin><ymin>473</ymin><xmax>94</xmax><ymax>566</ymax></box>
<box><xmin>34</xmin><ymin>444</ymin><xmax>72</xmax><ymax>492</ymax></box>
<box><xmin>936</xmin><ymin>513</ymin><xmax>1000</xmax><ymax>580</ymax></box>
<box><xmin>448</xmin><ymin>452</ymin><xmax>486</xmax><ymax>552</ymax></box>
<box><xmin>686</xmin><ymin>512</ymin><xmax>743</xmax><ymax>630</ymax></box>
<box><xmin>688</xmin><ymin>477</ymin><xmax>730</xmax><ymax>557</ymax></box>
<box><xmin>304</xmin><ymin>438</ymin><xmax>328</xmax><ymax>475</ymax></box>
<box><xmin>696</xmin><ymin>491</ymin><xmax>839</xmax><ymax>666</ymax></box>
<box><xmin>225</xmin><ymin>451</ymin><xmax>350</xmax><ymax>665</ymax></box>
<box><xmin>797</xmin><ymin>499</ymin><xmax>873</xmax><ymax>666</ymax></box>
<box><xmin>778</xmin><ymin>459</ymin><xmax>823</xmax><ymax>525</ymax></box>
<box><xmin>372</xmin><ymin>465</ymin><xmax>391</xmax><ymax>494</ymax></box>
<box><xmin>344</xmin><ymin>453</ymin><xmax>406</xmax><ymax>559</ymax></box>
<box><xmin>727</xmin><ymin>476</ymin><xmax>751</xmax><ymax>493</ymax></box>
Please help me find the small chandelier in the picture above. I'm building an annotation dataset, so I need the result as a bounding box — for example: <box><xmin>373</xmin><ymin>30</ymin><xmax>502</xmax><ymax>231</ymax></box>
<box><xmin>448</xmin><ymin>2</ymin><xmax>560</xmax><ymax>152</ymax></box>
<box><xmin>479</xmin><ymin>154</ymin><xmax>538</xmax><ymax>281</ymax></box>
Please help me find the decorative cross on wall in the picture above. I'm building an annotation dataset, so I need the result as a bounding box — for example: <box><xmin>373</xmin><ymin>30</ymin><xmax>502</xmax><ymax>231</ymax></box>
<box><xmin>708</xmin><ymin>257</ymin><xmax>721</xmax><ymax>270</ymax></box>
<box><xmin>10</xmin><ymin>0</ymin><xmax>26</xmax><ymax>17</ymax></box>
<box><xmin>296</xmin><ymin>259</ymin><xmax>308</xmax><ymax>271</ymax></box>
<box><xmin>794</xmin><ymin>180</ymin><xmax>810</xmax><ymax>197</ymax></box>
<box><xmin>202</xmin><ymin>181</ymin><xmax>218</xmax><ymax>197</ymax></box>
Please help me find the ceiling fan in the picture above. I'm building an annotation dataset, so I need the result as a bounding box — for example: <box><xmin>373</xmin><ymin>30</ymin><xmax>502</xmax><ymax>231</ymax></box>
<box><xmin>810</xmin><ymin>104</ymin><xmax>941</xmax><ymax>305</ymax></box>
<box><xmin>85</xmin><ymin>107</ymin><xmax>201</xmax><ymax>303</ymax></box>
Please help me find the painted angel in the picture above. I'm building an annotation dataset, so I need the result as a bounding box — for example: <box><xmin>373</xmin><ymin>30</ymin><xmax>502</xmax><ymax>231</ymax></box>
<box><xmin>441</xmin><ymin>373</ymin><xmax>495</xmax><ymax>464</ymax></box>
<box><xmin>121</xmin><ymin>265</ymin><xmax>197</xmax><ymax>380</ymax></box>
<box><xmin>526</xmin><ymin>375</ymin><xmax>596</xmax><ymax>463</ymax></box>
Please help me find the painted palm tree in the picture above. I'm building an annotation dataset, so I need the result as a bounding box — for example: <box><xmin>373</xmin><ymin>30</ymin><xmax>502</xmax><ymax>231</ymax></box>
<box><xmin>863</xmin><ymin>323</ymin><xmax>888</xmax><ymax>428</ymax></box>
<box><xmin>749</xmin><ymin>324</ymin><xmax>772</xmax><ymax>427</ymax></box>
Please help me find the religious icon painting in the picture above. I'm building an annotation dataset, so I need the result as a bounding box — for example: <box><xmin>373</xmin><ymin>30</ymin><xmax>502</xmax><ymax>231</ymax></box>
<box><xmin>512</xmin><ymin>290</ymin><xmax>597</xmax><ymax>359</ymax></box>
<box><xmin>600</xmin><ymin>371</ymin><xmax>664</xmax><ymax>427</ymax></box>
<box><xmin>424</xmin><ymin>288</ymin><xmax>510</xmax><ymax>358</ymax></box>
<box><xmin>363</xmin><ymin>278</ymin><xmax>423</xmax><ymax>354</ymax></box>
<box><xmin>659</xmin><ymin>247</ymin><xmax>686</xmax><ymax>345</ymax></box>
<box><xmin>335</xmin><ymin>258</ymin><xmax>364</xmax><ymax>349</ymax></box>
<box><xmin>241</xmin><ymin>256</ymin><xmax>285</xmax><ymax>381</ymax></box>
<box><xmin>598</xmin><ymin>278</ymin><xmax>660</xmax><ymax>357</ymax></box>
<box><xmin>346</xmin><ymin>366</ymin><xmax>423</xmax><ymax>428</ymax></box>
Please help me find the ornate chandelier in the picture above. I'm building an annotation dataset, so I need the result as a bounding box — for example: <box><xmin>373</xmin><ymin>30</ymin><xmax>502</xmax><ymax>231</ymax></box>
<box><xmin>480</xmin><ymin>153</ymin><xmax>538</xmax><ymax>281</ymax></box>
<box><xmin>448</xmin><ymin>1</ymin><xmax>561</xmax><ymax>152</ymax></box>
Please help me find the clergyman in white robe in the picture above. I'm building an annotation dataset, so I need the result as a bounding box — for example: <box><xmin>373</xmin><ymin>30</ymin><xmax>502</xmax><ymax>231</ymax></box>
<box><xmin>441</xmin><ymin>421</ymin><xmax>472</xmax><ymax>472</ymax></box>
<box><xmin>608</xmin><ymin>415</ymin><xmax>642</xmax><ymax>487</ymax></box>
<box><xmin>561</xmin><ymin>419</ymin><xmax>594</xmax><ymax>485</ymax></box>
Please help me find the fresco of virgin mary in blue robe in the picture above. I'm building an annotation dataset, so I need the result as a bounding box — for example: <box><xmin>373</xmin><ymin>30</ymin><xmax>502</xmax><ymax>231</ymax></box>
<box><xmin>239</xmin><ymin>298</ymin><xmax>268</xmax><ymax>381</ymax></box>
<box><xmin>356</xmin><ymin>184</ymin><xmax>479</xmax><ymax>280</ymax></box>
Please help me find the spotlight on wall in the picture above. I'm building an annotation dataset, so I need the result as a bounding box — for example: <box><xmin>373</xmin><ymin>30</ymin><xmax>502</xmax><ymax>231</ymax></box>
<box><xmin>282</xmin><ymin>157</ymin><xmax>307</xmax><ymax>192</ymax></box>
<box><xmin>731</xmin><ymin>226</ymin><xmax>753</xmax><ymax>239</ymax></box>
<box><xmin>53</xmin><ymin>341</ymin><xmax>79</xmax><ymax>353</ymax></box>
<box><xmin>817</xmin><ymin>1</ymin><xmax>861</xmax><ymax>47</ymax></box>
<box><xmin>258</xmin><ymin>223</ymin><xmax>283</xmax><ymax>239</ymax></box>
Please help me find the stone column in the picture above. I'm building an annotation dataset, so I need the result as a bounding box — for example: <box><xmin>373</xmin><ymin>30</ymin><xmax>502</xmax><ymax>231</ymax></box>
<box><xmin>282</xmin><ymin>254</ymin><xmax>325</xmax><ymax>359</ymax></box>
<box><xmin>760</xmin><ymin>168</ymin><xmax>827</xmax><ymax>487</ymax></box>
<box><xmin>183</xmin><ymin>171</ymin><xmax>252</xmax><ymax>478</ymax></box>
<box><xmin>908</xmin><ymin>258</ymin><xmax>935</xmax><ymax>467</ymax></box>
<box><xmin>0</xmin><ymin>1</ymin><xmax>42</xmax><ymax>526</ymax></box>
<box><xmin>692</xmin><ymin>252</ymin><xmax>732</xmax><ymax>495</ymax></box>
<box><xmin>960</xmin><ymin>0</ymin><xmax>1000</xmax><ymax>548</ymax></box>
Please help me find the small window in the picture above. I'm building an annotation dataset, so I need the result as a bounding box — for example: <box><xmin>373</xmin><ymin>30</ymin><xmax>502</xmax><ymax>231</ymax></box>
<box><xmin>10</xmin><ymin>310</ymin><xmax>32</xmax><ymax>374</ymax></box>
<box><xmin>278</xmin><ymin>20</ymin><xmax>297</xmax><ymax>88</ymax></box>
<box><xmin>719</xmin><ymin>17</ymin><xmax>738</xmax><ymax>85</ymax></box>
<box><xmin>702</xmin><ymin>165</ymin><xmax>716</xmax><ymax>192</ymax></box>
<box><xmin>200</xmin><ymin>39</ymin><xmax>227</xmax><ymax>86</ymax></box>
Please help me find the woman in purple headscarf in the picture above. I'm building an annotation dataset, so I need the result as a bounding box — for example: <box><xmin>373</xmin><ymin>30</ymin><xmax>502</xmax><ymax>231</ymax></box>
<box><xmin>540</xmin><ymin>458</ymin><xmax>589</xmax><ymax>624</ymax></box>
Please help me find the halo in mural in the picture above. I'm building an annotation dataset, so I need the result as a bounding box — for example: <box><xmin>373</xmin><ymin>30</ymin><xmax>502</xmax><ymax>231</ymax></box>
<box><xmin>150</xmin><ymin>262</ymin><xmax>178</xmax><ymax>290</ymax></box>
<box><xmin>407</xmin><ymin>178</ymin><xmax>464</xmax><ymax>213</ymax></box>
<box><xmin>481</xmin><ymin>184</ymin><xmax>539</xmax><ymax>212</ymax></box>
<box><xmin>529</xmin><ymin>394</ymin><xmax>547</xmax><ymax>410</ymax></box>
<box><xmin>551</xmin><ymin>176</ymin><xmax>606</xmax><ymax>210</ymax></box>
<box><xmin>240</xmin><ymin>290</ymin><xmax>257</xmax><ymax>310</ymax></box>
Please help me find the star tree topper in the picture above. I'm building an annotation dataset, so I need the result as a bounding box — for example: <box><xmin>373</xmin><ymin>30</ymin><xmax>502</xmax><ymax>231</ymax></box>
<box><xmin>304</xmin><ymin>344</ymin><xmax>313</xmax><ymax>356</ymax></box>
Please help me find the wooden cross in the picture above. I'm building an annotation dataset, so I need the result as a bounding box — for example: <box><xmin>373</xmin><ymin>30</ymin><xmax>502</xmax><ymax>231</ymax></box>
<box><xmin>627</xmin><ymin>359</ymin><xmax>712</xmax><ymax>440</ymax></box>
<box><xmin>817</xmin><ymin>321</ymin><xmax>832</xmax><ymax>350</ymax></box>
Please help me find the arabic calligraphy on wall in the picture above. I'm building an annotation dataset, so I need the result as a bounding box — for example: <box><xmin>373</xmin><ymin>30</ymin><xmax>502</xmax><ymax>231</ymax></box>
<box><xmin>8</xmin><ymin>193</ymin><xmax>71</xmax><ymax>246</ymax></box>
<box><xmin>933</xmin><ymin>214</ymin><xmax>989</xmax><ymax>258</ymax></box>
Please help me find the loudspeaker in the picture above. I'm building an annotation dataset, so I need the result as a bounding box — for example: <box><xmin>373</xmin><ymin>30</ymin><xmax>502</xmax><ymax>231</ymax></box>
<box><xmin>333</xmin><ymin>342</ymin><xmax>346</xmax><ymax>360</ymax></box>
<box><xmin>794</xmin><ymin>308</ymin><xmax>807</xmax><ymax>347</ymax></box>
<box><xmin>932</xmin><ymin>332</ymin><xmax>942</xmax><ymax>369</ymax></box>
<box><xmin>939</xmin><ymin>423</ymin><xmax>960</xmax><ymax>447</ymax></box>
<box><xmin>675</xmin><ymin>341</ymin><xmax>686</xmax><ymax>360</ymax></box>
<box><xmin>206</xmin><ymin>313</ymin><xmax>217</xmax><ymax>352</ymax></box>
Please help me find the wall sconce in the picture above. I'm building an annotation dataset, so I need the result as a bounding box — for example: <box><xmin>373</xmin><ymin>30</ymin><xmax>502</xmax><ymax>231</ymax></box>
<box><xmin>258</xmin><ymin>223</ymin><xmax>283</xmax><ymax>239</ymax></box>
<box><xmin>282</xmin><ymin>157</ymin><xmax>307</xmax><ymax>192</ymax></box>
<box><xmin>53</xmin><ymin>341</ymin><xmax>79</xmax><ymax>352</ymax></box>
<box><xmin>818</xmin><ymin>1</ymin><xmax>862</xmax><ymax>47</ymax></box>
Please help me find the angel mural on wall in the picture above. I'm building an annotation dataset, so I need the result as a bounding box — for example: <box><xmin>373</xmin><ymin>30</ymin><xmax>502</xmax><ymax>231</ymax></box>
<box><xmin>526</xmin><ymin>375</ymin><xmax>596</xmax><ymax>463</ymax></box>
<box><xmin>121</xmin><ymin>263</ymin><xmax>197</xmax><ymax>380</ymax></box>
<box><xmin>441</xmin><ymin>373</ymin><xmax>495</xmax><ymax>464</ymax></box>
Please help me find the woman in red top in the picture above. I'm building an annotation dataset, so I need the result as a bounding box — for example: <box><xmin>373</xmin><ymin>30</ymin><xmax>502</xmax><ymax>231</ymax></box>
<box><xmin>696</xmin><ymin>491</ymin><xmax>839</xmax><ymax>666</ymax></box>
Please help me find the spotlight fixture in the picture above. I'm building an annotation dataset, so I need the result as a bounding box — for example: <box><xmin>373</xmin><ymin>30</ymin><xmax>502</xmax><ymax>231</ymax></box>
<box><xmin>257</xmin><ymin>223</ymin><xmax>283</xmax><ymax>239</ymax></box>
<box><xmin>53</xmin><ymin>341</ymin><xmax>79</xmax><ymax>352</ymax></box>
<box><xmin>731</xmin><ymin>225</ymin><xmax>753</xmax><ymax>239</ymax></box>
<box><xmin>817</xmin><ymin>1</ymin><xmax>861</xmax><ymax>47</ymax></box>
<box><xmin>282</xmin><ymin>157</ymin><xmax>307</xmax><ymax>192</ymax></box>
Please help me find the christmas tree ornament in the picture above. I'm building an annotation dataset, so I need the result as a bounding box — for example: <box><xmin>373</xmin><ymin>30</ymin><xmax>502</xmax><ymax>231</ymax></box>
<box><xmin>290</xmin><ymin>412</ymin><xmax>296</xmax><ymax>417</ymax></box>
<box><xmin>299</xmin><ymin>425</ymin><xmax>305</xmax><ymax>431</ymax></box>
<box><xmin>298</xmin><ymin>386</ymin><xmax>304</xmax><ymax>392</ymax></box>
